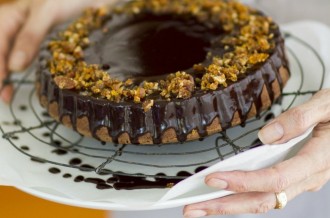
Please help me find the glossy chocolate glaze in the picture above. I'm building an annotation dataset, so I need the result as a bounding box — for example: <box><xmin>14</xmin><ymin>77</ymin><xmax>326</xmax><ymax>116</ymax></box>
<box><xmin>84</xmin><ymin>14</ymin><xmax>220</xmax><ymax>83</ymax></box>
<box><xmin>37</xmin><ymin>13</ymin><xmax>289</xmax><ymax>145</ymax></box>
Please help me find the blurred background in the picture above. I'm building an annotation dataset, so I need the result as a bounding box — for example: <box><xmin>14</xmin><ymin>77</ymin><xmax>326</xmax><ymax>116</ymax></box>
<box><xmin>0</xmin><ymin>0</ymin><xmax>329</xmax><ymax>218</ymax></box>
<box><xmin>255</xmin><ymin>0</ymin><xmax>329</xmax><ymax>25</ymax></box>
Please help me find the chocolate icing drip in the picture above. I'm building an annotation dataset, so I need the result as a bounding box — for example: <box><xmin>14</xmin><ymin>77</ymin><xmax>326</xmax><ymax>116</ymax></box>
<box><xmin>261</xmin><ymin>63</ymin><xmax>274</xmax><ymax>102</ymax></box>
<box><xmin>174</xmin><ymin>103</ymin><xmax>186</xmax><ymax>142</ymax></box>
<box><xmin>37</xmin><ymin>13</ymin><xmax>289</xmax><ymax>145</ymax></box>
<box><xmin>251</xmin><ymin>71</ymin><xmax>265</xmax><ymax>115</ymax></box>
<box><xmin>151</xmin><ymin>104</ymin><xmax>164</xmax><ymax>144</ymax></box>
<box><xmin>110</xmin><ymin>106</ymin><xmax>126</xmax><ymax>142</ymax></box>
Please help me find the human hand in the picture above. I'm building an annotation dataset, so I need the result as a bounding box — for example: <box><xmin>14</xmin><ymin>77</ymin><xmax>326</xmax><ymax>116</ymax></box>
<box><xmin>184</xmin><ymin>89</ymin><xmax>330</xmax><ymax>217</ymax></box>
<box><xmin>0</xmin><ymin>0</ymin><xmax>114</xmax><ymax>103</ymax></box>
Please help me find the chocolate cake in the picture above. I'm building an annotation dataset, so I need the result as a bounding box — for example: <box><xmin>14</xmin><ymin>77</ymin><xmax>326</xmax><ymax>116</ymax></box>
<box><xmin>36</xmin><ymin>0</ymin><xmax>290</xmax><ymax>145</ymax></box>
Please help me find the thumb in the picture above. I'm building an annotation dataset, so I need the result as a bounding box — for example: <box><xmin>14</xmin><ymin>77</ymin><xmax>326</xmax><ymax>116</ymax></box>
<box><xmin>8</xmin><ymin>1</ymin><xmax>56</xmax><ymax>72</ymax></box>
<box><xmin>258</xmin><ymin>89</ymin><xmax>330</xmax><ymax>144</ymax></box>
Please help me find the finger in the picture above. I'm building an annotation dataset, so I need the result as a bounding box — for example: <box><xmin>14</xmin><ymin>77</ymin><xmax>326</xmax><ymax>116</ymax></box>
<box><xmin>205</xmin><ymin>155</ymin><xmax>310</xmax><ymax>193</ymax></box>
<box><xmin>184</xmin><ymin>192</ymin><xmax>276</xmax><ymax>217</ymax></box>
<box><xmin>8</xmin><ymin>1</ymin><xmax>57</xmax><ymax>72</ymax></box>
<box><xmin>7</xmin><ymin>0</ymin><xmax>117</xmax><ymax>72</ymax></box>
<box><xmin>183</xmin><ymin>184</ymin><xmax>291</xmax><ymax>217</ymax></box>
<box><xmin>284</xmin><ymin>168</ymin><xmax>330</xmax><ymax>200</ymax></box>
<box><xmin>0</xmin><ymin>81</ymin><xmax>13</xmax><ymax>103</ymax></box>
<box><xmin>258</xmin><ymin>89</ymin><xmax>330</xmax><ymax>144</ymax></box>
<box><xmin>305</xmin><ymin>168</ymin><xmax>330</xmax><ymax>192</ymax></box>
<box><xmin>0</xmin><ymin>52</ymin><xmax>13</xmax><ymax>103</ymax></box>
<box><xmin>0</xmin><ymin>40</ymin><xmax>12</xmax><ymax>103</ymax></box>
<box><xmin>205</xmin><ymin>134</ymin><xmax>330</xmax><ymax>193</ymax></box>
<box><xmin>0</xmin><ymin>2</ymin><xmax>28</xmax><ymax>102</ymax></box>
<box><xmin>184</xmin><ymin>170</ymin><xmax>330</xmax><ymax>217</ymax></box>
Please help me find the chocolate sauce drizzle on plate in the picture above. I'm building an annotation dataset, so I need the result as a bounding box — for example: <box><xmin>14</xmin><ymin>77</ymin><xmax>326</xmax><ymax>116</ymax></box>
<box><xmin>50</xmin><ymin>168</ymin><xmax>193</xmax><ymax>190</ymax></box>
<box><xmin>0</xmin><ymin>31</ymin><xmax>325</xmax><ymax>192</ymax></box>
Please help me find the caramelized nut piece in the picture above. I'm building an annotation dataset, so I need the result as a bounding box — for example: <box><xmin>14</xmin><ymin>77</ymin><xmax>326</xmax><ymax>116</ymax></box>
<box><xmin>142</xmin><ymin>99</ymin><xmax>154</xmax><ymax>112</ymax></box>
<box><xmin>54</xmin><ymin>76</ymin><xmax>76</xmax><ymax>89</ymax></box>
<box><xmin>161</xmin><ymin>72</ymin><xmax>195</xmax><ymax>99</ymax></box>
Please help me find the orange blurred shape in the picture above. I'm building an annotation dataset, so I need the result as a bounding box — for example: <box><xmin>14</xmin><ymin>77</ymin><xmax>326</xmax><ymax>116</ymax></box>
<box><xmin>0</xmin><ymin>186</ymin><xmax>108</xmax><ymax>218</ymax></box>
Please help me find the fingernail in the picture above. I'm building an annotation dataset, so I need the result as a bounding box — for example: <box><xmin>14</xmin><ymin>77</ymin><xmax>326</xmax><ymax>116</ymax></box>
<box><xmin>9</xmin><ymin>51</ymin><xmax>26</xmax><ymax>71</ymax></box>
<box><xmin>1</xmin><ymin>87</ymin><xmax>12</xmax><ymax>104</ymax></box>
<box><xmin>206</xmin><ymin>178</ymin><xmax>228</xmax><ymax>189</ymax></box>
<box><xmin>258</xmin><ymin>122</ymin><xmax>284</xmax><ymax>144</ymax></box>
<box><xmin>184</xmin><ymin>210</ymin><xmax>207</xmax><ymax>218</ymax></box>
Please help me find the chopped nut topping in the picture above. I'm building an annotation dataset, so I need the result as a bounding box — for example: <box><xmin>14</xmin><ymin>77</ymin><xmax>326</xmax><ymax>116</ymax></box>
<box><xmin>161</xmin><ymin>72</ymin><xmax>195</xmax><ymax>99</ymax></box>
<box><xmin>47</xmin><ymin>0</ymin><xmax>276</xmax><ymax>103</ymax></box>
<box><xmin>248</xmin><ymin>53</ymin><xmax>269</xmax><ymax>64</ymax></box>
<box><xmin>142</xmin><ymin>99</ymin><xmax>154</xmax><ymax>112</ymax></box>
<box><xmin>166</xmin><ymin>183</ymin><xmax>175</xmax><ymax>188</ymax></box>
<box><xmin>54</xmin><ymin>76</ymin><xmax>76</xmax><ymax>89</ymax></box>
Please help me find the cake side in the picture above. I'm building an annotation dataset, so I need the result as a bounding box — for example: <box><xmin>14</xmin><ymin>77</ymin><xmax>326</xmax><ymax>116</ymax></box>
<box><xmin>36</xmin><ymin>40</ymin><xmax>289</xmax><ymax>144</ymax></box>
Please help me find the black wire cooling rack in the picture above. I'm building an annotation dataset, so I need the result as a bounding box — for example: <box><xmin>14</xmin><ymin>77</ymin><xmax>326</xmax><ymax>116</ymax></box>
<box><xmin>0</xmin><ymin>33</ymin><xmax>326</xmax><ymax>190</ymax></box>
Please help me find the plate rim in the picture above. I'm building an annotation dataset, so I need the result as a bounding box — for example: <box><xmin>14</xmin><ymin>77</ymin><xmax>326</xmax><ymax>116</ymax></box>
<box><xmin>10</xmin><ymin>20</ymin><xmax>330</xmax><ymax>211</ymax></box>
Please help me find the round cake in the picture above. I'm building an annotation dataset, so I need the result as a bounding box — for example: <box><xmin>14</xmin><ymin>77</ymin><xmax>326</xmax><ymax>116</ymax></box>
<box><xmin>37</xmin><ymin>0</ymin><xmax>290</xmax><ymax>145</ymax></box>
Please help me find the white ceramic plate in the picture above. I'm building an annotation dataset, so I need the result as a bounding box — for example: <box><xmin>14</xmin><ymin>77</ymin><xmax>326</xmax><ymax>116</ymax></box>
<box><xmin>1</xmin><ymin>21</ymin><xmax>329</xmax><ymax>210</ymax></box>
